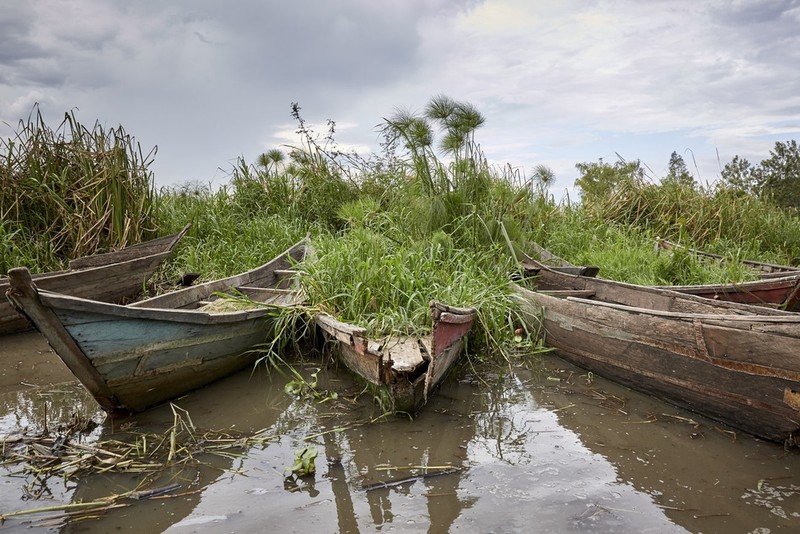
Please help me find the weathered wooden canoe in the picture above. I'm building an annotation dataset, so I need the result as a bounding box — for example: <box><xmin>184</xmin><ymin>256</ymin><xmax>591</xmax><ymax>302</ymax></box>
<box><xmin>527</xmin><ymin>242</ymin><xmax>800</xmax><ymax>310</ymax></box>
<box><xmin>0</xmin><ymin>225</ymin><xmax>191</xmax><ymax>336</ymax></box>
<box><xmin>653</xmin><ymin>275</ymin><xmax>800</xmax><ymax>310</ymax></box>
<box><xmin>656</xmin><ymin>238</ymin><xmax>800</xmax><ymax>279</ymax></box>
<box><xmin>5</xmin><ymin>239</ymin><xmax>307</xmax><ymax>416</ymax></box>
<box><xmin>315</xmin><ymin>302</ymin><xmax>477</xmax><ymax>415</ymax></box>
<box><xmin>513</xmin><ymin>267</ymin><xmax>800</xmax><ymax>445</ymax></box>
<box><xmin>521</xmin><ymin>257</ymin><xmax>797</xmax><ymax>316</ymax></box>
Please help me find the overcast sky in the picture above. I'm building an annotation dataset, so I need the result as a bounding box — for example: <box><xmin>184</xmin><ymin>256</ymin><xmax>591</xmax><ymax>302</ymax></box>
<box><xmin>3</xmin><ymin>0</ymin><xmax>800</xmax><ymax>198</ymax></box>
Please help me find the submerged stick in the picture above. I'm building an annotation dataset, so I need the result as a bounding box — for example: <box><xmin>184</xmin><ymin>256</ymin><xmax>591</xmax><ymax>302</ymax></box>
<box><xmin>126</xmin><ymin>483</ymin><xmax>182</xmax><ymax>500</ymax></box>
<box><xmin>360</xmin><ymin>467</ymin><xmax>461</xmax><ymax>492</ymax></box>
<box><xmin>375</xmin><ymin>464</ymin><xmax>456</xmax><ymax>471</ymax></box>
<box><xmin>0</xmin><ymin>500</ymin><xmax>116</xmax><ymax>521</ymax></box>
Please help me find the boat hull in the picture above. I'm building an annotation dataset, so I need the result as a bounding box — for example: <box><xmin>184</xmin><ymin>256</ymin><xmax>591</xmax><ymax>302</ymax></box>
<box><xmin>316</xmin><ymin>301</ymin><xmax>477</xmax><ymax>415</ymax></box>
<box><xmin>525</xmin><ymin>256</ymin><xmax>797</xmax><ymax>316</ymax></box>
<box><xmin>0</xmin><ymin>225</ymin><xmax>189</xmax><ymax>335</ymax></box>
<box><xmin>49</xmin><ymin>304</ymin><xmax>276</xmax><ymax>412</ymax></box>
<box><xmin>654</xmin><ymin>275</ymin><xmax>800</xmax><ymax>310</ymax></box>
<box><xmin>527</xmin><ymin>240</ymin><xmax>800</xmax><ymax>310</ymax></box>
<box><xmin>514</xmin><ymin>285</ymin><xmax>800</xmax><ymax>445</ymax></box>
<box><xmin>6</xmin><ymin>239</ymin><xmax>306</xmax><ymax>416</ymax></box>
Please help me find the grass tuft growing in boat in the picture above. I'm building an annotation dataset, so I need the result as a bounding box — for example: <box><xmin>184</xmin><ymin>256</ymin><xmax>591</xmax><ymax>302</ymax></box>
<box><xmin>300</xmin><ymin>227</ymin><xmax>524</xmax><ymax>358</ymax></box>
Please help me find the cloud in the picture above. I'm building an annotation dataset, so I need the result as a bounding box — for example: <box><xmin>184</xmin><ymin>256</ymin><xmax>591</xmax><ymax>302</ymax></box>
<box><xmin>1</xmin><ymin>0</ymin><xmax>799</xmax><ymax>190</ymax></box>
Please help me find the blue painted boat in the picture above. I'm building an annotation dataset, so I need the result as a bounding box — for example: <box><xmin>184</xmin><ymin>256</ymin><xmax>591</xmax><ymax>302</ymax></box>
<box><xmin>5</xmin><ymin>238</ymin><xmax>307</xmax><ymax>416</ymax></box>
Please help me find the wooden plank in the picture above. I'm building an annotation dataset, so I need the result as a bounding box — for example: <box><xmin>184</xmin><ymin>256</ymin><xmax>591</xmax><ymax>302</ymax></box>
<box><xmin>539</xmin><ymin>289</ymin><xmax>595</xmax><ymax>298</ymax></box>
<box><xmin>386</xmin><ymin>337</ymin><xmax>424</xmax><ymax>372</ymax></box>
<box><xmin>316</xmin><ymin>314</ymin><xmax>368</xmax><ymax>345</ymax></box>
<box><xmin>67</xmin><ymin>224</ymin><xmax>190</xmax><ymax>269</ymax></box>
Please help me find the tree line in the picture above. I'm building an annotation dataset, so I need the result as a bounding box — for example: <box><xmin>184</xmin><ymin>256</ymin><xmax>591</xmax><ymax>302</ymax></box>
<box><xmin>574</xmin><ymin>140</ymin><xmax>800</xmax><ymax>212</ymax></box>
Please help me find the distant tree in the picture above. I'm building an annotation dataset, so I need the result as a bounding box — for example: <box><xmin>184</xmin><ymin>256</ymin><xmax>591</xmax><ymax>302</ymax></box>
<box><xmin>663</xmin><ymin>151</ymin><xmax>695</xmax><ymax>187</ymax></box>
<box><xmin>760</xmin><ymin>140</ymin><xmax>800</xmax><ymax>209</ymax></box>
<box><xmin>721</xmin><ymin>140</ymin><xmax>800</xmax><ymax>209</ymax></box>
<box><xmin>721</xmin><ymin>155</ymin><xmax>760</xmax><ymax>194</ymax></box>
<box><xmin>574</xmin><ymin>158</ymin><xmax>644</xmax><ymax>201</ymax></box>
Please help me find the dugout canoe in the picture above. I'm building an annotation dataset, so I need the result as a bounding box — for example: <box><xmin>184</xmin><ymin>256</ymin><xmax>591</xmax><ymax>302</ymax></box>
<box><xmin>0</xmin><ymin>224</ymin><xmax>191</xmax><ymax>336</ymax></box>
<box><xmin>521</xmin><ymin>242</ymin><xmax>600</xmax><ymax>277</ymax></box>
<box><xmin>526</xmin><ymin>242</ymin><xmax>800</xmax><ymax>310</ymax></box>
<box><xmin>5</xmin><ymin>238</ymin><xmax>308</xmax><ymax>416</ymax></box>
<box><xmin>522</xmin><ymin>254</ymin><xmax>797</xmax><ymax>316</ymax></box>
<box><xmin>656</xmin><ymin>238</ymin><xmax>800</xmax><ymax>279</ymax></box>
<box><xmin>315</xmin><ymin>302</ymin><xmax>477</xmax><ymax>415</ymax></box>
<box><xmin>513</xmin><ymin>264</ymin><xmax>800</xmax><ymax>445</ymax></box>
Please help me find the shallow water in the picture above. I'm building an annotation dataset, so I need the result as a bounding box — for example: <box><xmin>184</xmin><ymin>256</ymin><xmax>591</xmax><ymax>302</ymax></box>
<box><xmin>1</xmin><ymin>332</ymin><xmax>798</xmax><ymax>533</ymax></box>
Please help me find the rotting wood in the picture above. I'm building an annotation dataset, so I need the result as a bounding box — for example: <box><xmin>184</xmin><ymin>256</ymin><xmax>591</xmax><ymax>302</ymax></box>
<box><xmin>316</xmin><ymin>301</ymin><xmax>476</xmax><ymax>415</ymax></box>
<box><xmin>784</xmin><ymin>388</ymin><xmax>800</xmax><ymax>412</ymax></box>
<box><xmin>360</xmin><ymin>468</ymin><xmax>462</xmax><ymax>492</ymax></box>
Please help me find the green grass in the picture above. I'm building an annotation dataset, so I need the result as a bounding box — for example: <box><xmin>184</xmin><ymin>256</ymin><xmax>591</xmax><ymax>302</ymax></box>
<box><xmin>5</xmin><ymin>100</ymin><xmax>800</xmax><ymax>368</ymax></box>
<box><xmin>300</xmin><ymin>227</ymin><xmax>520</xmax><ymax>356</ymax></box>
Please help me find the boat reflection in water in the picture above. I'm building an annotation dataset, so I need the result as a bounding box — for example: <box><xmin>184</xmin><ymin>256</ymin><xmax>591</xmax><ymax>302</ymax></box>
<box><xmin>1</xmin><ymin>340</ymin><xmax>797</xmax><ymax>532</ymax></box>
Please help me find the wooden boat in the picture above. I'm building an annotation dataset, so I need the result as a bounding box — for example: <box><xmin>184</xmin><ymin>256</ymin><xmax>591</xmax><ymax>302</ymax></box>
<box><xmin>527</xmin><ymin>241</ymin><xmax>800</xmax><ymax>310</ymax></box>
<box><xmin>5</xmin><ymin>239</ymin><xmax>308</xmax><ymax>416</ymax></box>
<box><xmin>521</xmin><ymin>242</ymin><xmax>599</xmax><ymax>277</ymax></box>
<box><xmin>656</xmin><ymin>238</ymin><xmax>800</xmax><ymax>279</ymax></box>
<box><xmin>315</xmin><ymin>302</ymin><xmax>478</xmax><ymax>414</ymax></box>
<box><xmin>0</xmin><ymin>225</ymin><xmax>191</xmax><ymax>336</ymax></box>
<box><xmin>653</xmin><ymin>276</ymin><xmax>800</xmax><ymax>310</ymax></box>
<box><xmin>513</xmin><ymin>262</ymin><xmax>800</xmax><ymax>445</ymax></box>
<box><xmin>521</xmin><ymin>255</ymin><xmax>796</xmax><ymax>316</ymax></box>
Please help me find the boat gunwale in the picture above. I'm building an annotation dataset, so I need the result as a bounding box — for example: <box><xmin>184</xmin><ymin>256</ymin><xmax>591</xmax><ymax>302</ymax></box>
<box><xmin>514</xmin><ymin>283</ymin><xmax>800</xmax><ymax>324</ymax></box>
<box><xmin>521</xmin><ymin>253</ymin><xmax>799</xmax><ymax>317</ymax></box>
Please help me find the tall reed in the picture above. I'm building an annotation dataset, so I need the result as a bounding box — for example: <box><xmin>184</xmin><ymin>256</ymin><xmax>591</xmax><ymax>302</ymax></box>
<box><xmin>582</xmin><ymin>178</ymin><xmax>800</xmax><ymax>267</ymax></box>
<box><xmin>1</xmin><ymin>107</ymin><xmax>156</xmax><ymax>273</ymax></box>
<box><xmin>153</xmin><ymin>183</ymin><xmax>312</xmax><ymax>282</ymax></box>
<box><xmin>300</xmin><ymin>227</ymin><xmax>521</xmax><ymax>357</ymax></box>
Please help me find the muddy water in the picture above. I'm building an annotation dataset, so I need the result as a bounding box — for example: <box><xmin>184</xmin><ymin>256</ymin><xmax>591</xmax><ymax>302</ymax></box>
<box><xmin>1</xmin><ymin>332</ymin><xmax>798</xmax><ymax>533</ymax></box>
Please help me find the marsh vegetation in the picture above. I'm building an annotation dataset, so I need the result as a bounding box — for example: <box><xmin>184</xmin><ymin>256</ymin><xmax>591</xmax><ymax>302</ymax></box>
<box><xmin>3</xmin><ymin>98</ymin><xmax>800</xmax><ymax>358</ymax></box>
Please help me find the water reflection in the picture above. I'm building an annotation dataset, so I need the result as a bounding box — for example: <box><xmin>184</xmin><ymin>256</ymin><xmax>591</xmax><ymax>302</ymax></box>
<box><xmin>520</xmin><ymin>355</ymin><xmax>800</xmax><ymax>533</ymax></box>
<box><xmin>317</xmin><ymin>375</ymin><xmax>478</xmax><ymax>533</ymax></box>
<box><xmin>153</xmin><ymin>361</ymin><xmax>687</xmax><ymax>533</ymax></box>
<box><xmin>453</xmin><ymin>365</ymin><xmax>686</xmax><ymax>533</ymax></box>
<box><xmin>0</xmin><ymin>384</ymin><xmax>101</xmax><ymax>437</ymax></box>
<box><xmin>1</xmin><ymin>333</ymin><xmax>798</xmax><ymax>533</ymax></box>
